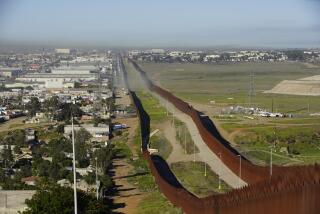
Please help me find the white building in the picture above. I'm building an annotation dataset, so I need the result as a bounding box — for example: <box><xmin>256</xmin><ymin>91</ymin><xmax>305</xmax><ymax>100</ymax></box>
<box><xmin>16</xmin><ymin>73</ymin><xmax>97</xmax><ymax>83</ymax></box>
<box><xmin>64</xmin><ymin>124</ymin><xmax>110</xmax><ymax>140</ymax></box>
<box><xmin>55</xmin><ymin>48</ymin><xmax>70</xmax><ymax>54</ymax></box>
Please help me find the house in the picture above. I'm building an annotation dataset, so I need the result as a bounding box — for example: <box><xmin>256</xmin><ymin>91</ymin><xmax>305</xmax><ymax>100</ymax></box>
<box><xmin>25</xmin><ymin>112</ymin><xmax>49</xmax><ymax>124</ymax></box>
<box><xmin>15</xmin><ymin>153</ymin><xmax>33</xmax><ymax>162</ymax></box>
<box><xmin>25</xmin><ymin>128</ymin><xmax>35</xmax><ymax>141</ymax></box>
<box><xmin>65</xmin><ymin>166</ymin><xmax>93</xmax><ymax>176</ymax></box>
<box><xmin>57</xmin><ymin>179</ymin><xmax>71</xmax><ymax>187</ymax></box>
<box><xmin>21</xmin><ymin>176</ymin><xmax>38</xmax><ymax>186</ymax></box>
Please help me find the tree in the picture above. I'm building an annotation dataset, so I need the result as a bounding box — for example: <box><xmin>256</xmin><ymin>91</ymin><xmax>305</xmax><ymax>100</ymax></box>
<box><xmin>26</xmin><ymin>97</ymin><xmax>41</xmax><ymax>117</ymax></box>
<box><xmin>1</xmin><ymin>145</ymin><xmax>14</xmax><ymax>167</ymax></box>
<box><xmin>84</xmin><ymin>171</ymin><xmax>96</xmax><ymax>185</ymax></box>
<box><xmin>25</xmin><ymin>86</ymin><xmax>34</xmax><ymax>91</ymax></box>
<box><xmin>57</xmin><ymin>103</ymin><xmax>83</xmax><ymax>122</ymax></box>
<box><xmin>43</xmin><ymin>96</ymin><xmax>60</xmax><ymax>115</ymax></box>
<box><xmin>23</xmin><ymin>182</ymin><xmax>110</xmax><ymax>214</ymax></box>
<box><xmin>74</xmin><ymin>82</ymin><xmax>81</xmax><ymax>88</ymax></box>
<box><xmin>75</xmin><ymin>128</ymin><xmax>91</xmax><ymax>167</ymax></box>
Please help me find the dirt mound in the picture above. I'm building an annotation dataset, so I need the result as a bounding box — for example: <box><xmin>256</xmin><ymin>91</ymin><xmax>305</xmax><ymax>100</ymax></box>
<box><xmin>265</xmin><ymin>79</ymin><xmax>320</xmax><ymax>96</ymax></box>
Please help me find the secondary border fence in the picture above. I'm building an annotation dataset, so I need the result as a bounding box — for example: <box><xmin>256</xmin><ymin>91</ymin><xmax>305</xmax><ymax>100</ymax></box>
<box><xmin>121</xmin><ymin>57</ymin><xmax>320</xmax><ymax>213</ymax></box>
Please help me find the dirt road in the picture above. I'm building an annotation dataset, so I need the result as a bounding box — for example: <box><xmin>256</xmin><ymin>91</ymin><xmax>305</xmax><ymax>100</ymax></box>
<box><xmin>111</xmin><ymin>158</ymin><xmax>147</xmax><ymax>214</ymax></box>
<box><xmin>152</xmin><ymin>92</ymin><xmax>247</xmax><ymax>188</ymax></box>
<box><xmin>160</xmin><ymin>120</ymin><xmax>200</xmax><ymax>164</ymax></box>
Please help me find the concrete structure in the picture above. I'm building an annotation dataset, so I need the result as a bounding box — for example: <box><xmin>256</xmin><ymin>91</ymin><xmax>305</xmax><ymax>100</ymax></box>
<box><xmin>0</xmin><ymin>190</ymin><xmax>35</xmax><ymax>214</ymax></box>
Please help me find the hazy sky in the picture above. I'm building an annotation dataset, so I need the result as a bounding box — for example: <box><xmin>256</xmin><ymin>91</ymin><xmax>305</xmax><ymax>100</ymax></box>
<box><xmin>0</xmin><ymin>0</ymin><xmax>319</xmax><ymax>48</ymax></box>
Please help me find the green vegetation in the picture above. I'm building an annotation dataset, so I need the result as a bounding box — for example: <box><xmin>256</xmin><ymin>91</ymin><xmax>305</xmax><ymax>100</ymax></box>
<box><xmin>127</xmin><ymin>128</ymin><xmax>156</xmax><ymax>191</ymax></box>
<box><xmin>171</xmin><ymin>161</ymin><xmax>231</xmax><ymax>197</ymax></box>
<box><xmin>23</xmin><ymin>182</ymin><xmax>110</xmax><ymax>214</ymax></box>
<box><xmin>136</xmin><ymin>91</ymin><xmax>167</xmax><ymax>122</ymax></box>
<box><xmin>174</xmin><ymin>119</ymin><xmax>199</xmax><ymax>154</ymax></box>
<box><xmin>116</xmin><ymin>127</ymin><xmax>181</xmax><ymax>213</ymax></box>
<box><xmin>234</xmin><ymin>126</ymin><xmax>320</xmax><ymax>165</ymax></box>
<box><xmin>25</xmin><ymin>97</ymin><xmax>41</xmax><ymax>117</ymax></box>
<box><xmin>150</xmin><ymin>134</ymin><xmax>172</xmax><ymax>160</ymax></box>
<box><xmin>136</xmin><ymin>191</ymin><xmax>182</xmax><ymax>214</ymax></box>
<box><xmin>140</xmin><ymin>62</ymin><xmax>320</xmax><ymax>113</ymax></box>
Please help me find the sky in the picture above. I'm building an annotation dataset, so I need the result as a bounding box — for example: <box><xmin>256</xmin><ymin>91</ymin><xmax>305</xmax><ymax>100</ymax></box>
<box><xmin>0</xmin><ymin>0</ymin><xmax>319</xmax><ymax>48</ymax></box>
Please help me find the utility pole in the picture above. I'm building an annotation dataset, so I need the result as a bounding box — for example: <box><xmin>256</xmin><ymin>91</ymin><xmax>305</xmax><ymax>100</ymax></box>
<box><xmin>96</xmin><ymin>157</ymin><xmax>99</xmax><ymax>200</ymax></box>
<box><xmin>71</xmin><ymin>116</ymin><xmax>78</xmax><ymax>214</ymax></box>
<box><xmin>248</xmin><ymin>71</ymin><xmax>255</xmax><ymax>108</ymax></box>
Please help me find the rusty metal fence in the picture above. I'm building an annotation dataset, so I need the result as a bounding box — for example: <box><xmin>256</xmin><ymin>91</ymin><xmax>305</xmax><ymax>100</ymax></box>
<box><xmin>122</xmin><ymin>57</ymin><xmax>320</xmax><ymax>213</ymax></box>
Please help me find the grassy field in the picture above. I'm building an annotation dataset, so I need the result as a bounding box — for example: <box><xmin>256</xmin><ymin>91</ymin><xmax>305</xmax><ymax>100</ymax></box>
<box><xmin>140</xmin><ymin>62</ymin><xmax>320</xmax><ymax>113</ymax></box>
<box><xmin>139</xmin><ymin>62</ymin><xmax>320</xmax><ymax>165</ymax></box>
<box><xmin>171</xmin><ymin>161</ymin><xmax>231</xmax><ymax>197</ymax></box>
<box><xmin>136</xmin><ymin>91</ymin><xmax>167</xmax><ymax>122</ymax></box>
<box><xmin>136</xmin><ymin>191</ymin><xmax>182</xmax><ymax>214</ymax></box>
<box><xmin>231</xmin><ymin>125</ymin><xmax>320</xmax><ymax>165</ymax></box>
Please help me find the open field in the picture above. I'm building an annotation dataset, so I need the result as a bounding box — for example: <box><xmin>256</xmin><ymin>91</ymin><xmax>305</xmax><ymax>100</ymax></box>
<box><xmin>140</xmin><ymin>62</ymin><xmax>320</xmax><ymax>113</ymax></box>
<box><xmin>139</xmin><ymin>62</ymin><xmax>320</xmax><ymax>166</ymax></box>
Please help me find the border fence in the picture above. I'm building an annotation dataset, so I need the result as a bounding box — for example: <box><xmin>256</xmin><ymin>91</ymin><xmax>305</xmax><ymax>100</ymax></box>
<box><xmin>121</xmin><ymin>57</ymin><xmax>320</xmax><ymax>213</ymax></box>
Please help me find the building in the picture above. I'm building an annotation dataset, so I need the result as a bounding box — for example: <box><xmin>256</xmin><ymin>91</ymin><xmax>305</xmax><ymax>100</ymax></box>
<box><xmin>21</xmin><ymin>176</ymin><xmax>38</xmax><ymax>186</ymax></box>
<box><xmin>16</xmin><ymin>73</ymin><xmax>97</xmax><ymax>85</ymax></box>
<box><xmin>55</xmin><ymin>48</ymin><xmax>70</xmax><ymax>54</ymax></box>
<box><xmin>64</xmin><ymin>124</ymin><xmax>110</xmax><ymax>140</ymax></box>
<box><xmin>0</xmin><ymin>67</ymin><xmax>22</xmax><ymax>78</ymax></box>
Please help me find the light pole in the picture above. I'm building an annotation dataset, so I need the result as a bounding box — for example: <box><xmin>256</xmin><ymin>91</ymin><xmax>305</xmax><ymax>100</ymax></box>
<box><xmin>270</xmin><ymin>127</ymin><xmax>277</xmax><ymax>178</ymax></box>
<box><xmin>96</xmin><ymin>157</ymin><xmax>99</xmax><ymax>200</ymax></box>
<box><xmin>71</xmin><ymin>116</ymin><xmax>78</xmax><ymax>214</ymax></box>
<box><xmin>184</xmin><ymin>126</ymin><xmax>187</xmax><ymax>154</ymax></box>
<box><xmin>218</xmin><ymin>153</ymin><xmax>222</xmax><ymax>190</ymax></box>
<box><xmin>270</xmin><ymin>147</ymin><xmax>273</xmax><ymax>178</ymax></box>
<box><xmin>204</xmin><ymin>162</ymin><xmax>207</xmax><ymax>177</ymax></box>
<box><xmin>172</xmin><ymin>108</ymin><xmax>175</xmax><ymax>127</ymax></box>
<box><xmin>237</xmin><ymin>154</ymin><xmax>242</xmax><ymax>188</ymax></box>
<box><xmin>166</xmin><ymin>99</ymin><xmax>168</xmax><ymax>116</ymax></box>
<box><xmin>193</xmin><ymin>137</ymin><xmax>196</xmax><ymax>163</ymax></box>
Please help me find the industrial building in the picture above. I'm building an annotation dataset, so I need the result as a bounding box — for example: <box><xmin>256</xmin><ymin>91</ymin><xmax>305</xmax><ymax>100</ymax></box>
<box><xmin>0</xmin><ymin>67</ymin><xmax>22</xmax><ymax>78</ymax></box>
<box><xmin>17</xmin><ymin>73</ymin><xmax>96</xmax><ymax>83</ymax></box>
